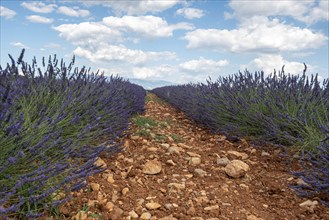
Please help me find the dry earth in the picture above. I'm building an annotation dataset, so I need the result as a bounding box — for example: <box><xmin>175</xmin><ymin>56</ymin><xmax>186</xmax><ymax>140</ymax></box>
<box><xmin>55</xmin><ymin>93</ymin><xmax>329</xmax><ymax>220</ymax></box>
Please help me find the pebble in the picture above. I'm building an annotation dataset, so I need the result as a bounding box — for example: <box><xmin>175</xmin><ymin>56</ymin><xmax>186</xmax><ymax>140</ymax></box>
<box><xmin>216</xmin><ymin>157</ymin><xmax>230</xmax><ymax>166</ymax></box>
<box><xmin>194</xmin><ymin>168</ymin><xmax>207</xmax><ymax>177</ymax></box>
<box><xmin>178</xmin><ymin>143</ymin><xmax>192</xmax><ymax>149</ymax></box>
<box><xmin>247</xmin><ymin>214</ymin><xmax>263</xmax><ymax>220</ymax></box>
<box><xmin>143</xmin><ymin>160</ymin><xmax>162</xmax><ymax>175</ymax></box>
<box><xmin>166</xmin><ymin>159</ymin><xmax>176</xmax><ymax>166</ymax></box>
<box><xmin>94</xmin><ymin>157</ymin><xmax>107</xmax><ymax>169</ymax></box>
<box><xmin>105</xmin><ymin>201</ymin><xmax>114</xmax><ymax>211</ymax></box>
<box><xmin>168</xmin><ymin>183</ymin><xmax>186</xmax><ymax>190</ymax></box>
<box><xmin>227</xmin><ymin>150</ymin><xmax>249</xmax><ymax>160</ymax></box>
<box><xmin>107</xmin><ymin>174</ymin><xmax>115</xmax><ymax>183</ymax></box>
<box><xmin>122</xmin><ymin>187</ymin><xmax>129</xmax><ymax>195</ymax></box>
<box><xmin>189</xmin><ymin>157</ymin><xmax>201</xmax><ymax>165</ymax></box>
<box><xmin>72</xmin><ymin>211</ymin><xmax>87</xmax><ymax>220</ymax></box>
<box><xmin>160</xmin><ymin>143</ymin><xmax>170</xmax><ymax>149</ymax></box>
<box><xmin>187</xmin><ymin>152</ymin><xmax>201</xmax><ymax>157</ymax></box>
<box><xmin>299</xmin><ymin>200</ymin><xmax>318</xmax><ymax>212</ymax></box>
<box><xmin>159</xmin><ymin>216</ymin><xmax>178</xmax><ymax>220</ymax></box>
<box><xmin>89</xmin><ymin>183</ymin><xmax>100</xmax><ymax>191</ymax></box>
<box><xmin>168</xmin><ymin>146</ymin><xmax>184</xmax><ymax>154</ymax></box>
<box><xmin>261</xmin><ymin>151</ymin><xmax>270</xmax><ymax>157</ymax></box>
<box><xmin>224</xmin><ymin>160</ymin><xmax>250</xmax><ymax>178</ymax></box>
<box><xmin>147</xmin><ymin>147</ymin><xmax>158</xmax><ymax>152</ymax></box>
<box><xmin>109</xmin><ymin>207</ymin><xmax>123</xmax><ymax>220</ymax></box>
<box><xmin>204</xmin><ymin>205</ymin><xmax>219</xmax><ymax>211</ymax></box>
<box><xmin>140</xmin><ymin>212</ymin><xmax>152</xmax><ymax>219</ymax></box>
<box><xmin>146</xmin><ymin>202</ymin><xmax>161</xmax><ymax>210</ymax></box>
<box><xmin>128</xmin><ymin>210</ymin><xmax>139</xmax><ymax>219</ymax></box>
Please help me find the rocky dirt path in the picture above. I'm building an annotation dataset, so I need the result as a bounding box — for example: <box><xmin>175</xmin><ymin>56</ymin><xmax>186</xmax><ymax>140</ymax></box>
<box><xmin>61</xmin><ymin>93</ymin><xmax>329</xmax><ymax>220</ymax></box>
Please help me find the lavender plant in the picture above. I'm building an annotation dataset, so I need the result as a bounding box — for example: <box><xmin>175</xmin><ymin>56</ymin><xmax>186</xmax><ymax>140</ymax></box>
<box><xmin>0</xmin><ymin>50</ymin><xmax>146</xmax><ymax>218</ymax></box>
<box><xmin>152</xmin><ymin>68</ymin><xmax>329</xmax><ymax>204</ymax></box>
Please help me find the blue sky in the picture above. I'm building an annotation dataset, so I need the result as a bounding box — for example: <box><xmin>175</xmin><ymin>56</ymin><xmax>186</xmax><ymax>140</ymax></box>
<box><xmin>1</xmin><ymin>0</ymin><xmax>328</xmax><ymax>89</ymax></box>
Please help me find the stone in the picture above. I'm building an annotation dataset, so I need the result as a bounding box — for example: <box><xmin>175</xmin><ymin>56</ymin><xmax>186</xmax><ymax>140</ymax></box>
<box><xmin>164</xmin><ymin>203</ymin><xmax>173</xmax><ymax>210</ymax></box>
<box><xmin>166</xmin><ymin>160</ymin><xmax>176</xmax><ymax>166</ymax></box>
<box><xmin>261</xmin><ymin>151</ymin><xmax>270</xmax><ymax>157</ymax></box>
<box><xmin>168</xmin><ymin>146</ymin><xmax>184</xmax><ymax>154</ymax></box>
<box><xmin>227</xmin><ymin>150</ymin><xmax>249</xmax><ymax>160</ymax></box>
<box><xmin>187</xmin><ymin>152</ymin><xmax>201</xmax><ymax>157</ymax></box>
<box><xmin>296</xmin><ymin>178</ymin><xmax>309</xmax><ymax>187</ymax></box>
<box><xmin>194</xmin><ymin>168</ymin><xmax>207</xmax><ymax>177</ymax></box>
<box><xmin>122</xmin><ymin>187</ymin><xmax>129</xmax><ymax>196</ymax></box>
<box><xmin>94</xmin><ymin>157</ymin><xmax>107</xmax><ymax>169</ymax></box>
<box><xmin>187</xmin><ymin>206</ymin><xmax>196</xmax><ymax>215</ymax></box>
<box><xmin>204</xmin><ymin>205</ymin><xmax>219</xmax><ymax>211</ymax></box>
<box><xmin>224</xmin><ymin>160</ymin><xmax>250</xmax><ymax>178</ymax></box>
<box><xmin>89</xmin><ymin>183</ymin><xmax>100</xmax><ymax>191</ymax></box>
<box><xmin>143</xmin><ymin>160</ymin><xmax>162</xmax><ymax>175</ymax></box>
<box><xmin>147</xmin><ymin>147</ymin><xmax>158</xmax><ymax>152</ymax></box>
<box><xmin>189</xmin><ymin>157</ymin><xmax>201</xmax><ymax>165</ymax></box>
<box><xmin>146</xmin><ymin>202</ymin><xmax>161</xmax><ymax>210</ymax></box>
<box><xmin>216</xmin><ymin>157</ymin><xmax>230</xmax><ymax>166</ymax></box>
<box><xmin>159</xmin><ymin>216</ymin><xmax>178</xmax><ymax>220</ymax></box>
<box><xmin>299</xmin><ymin>200</ymin><xmax>318</xmax><ymax>212</ymax></box>
<box><xmin>109</xmin><ymin>207</ymin><xmax>123</xmax><ymax>220</ymax></box>
<box><xmin>160</xmin><ymin>143</ymin><xmax>170</xmax><ymax>149</ymax></box>
<box><xmin>107</xmin><ymin>174</ymin><xmax>115</xmax><ymax>183</ymax></box>
<box><xmin>178</xmin><ymin>143</ymin><xmax>192</xmax><ymax>149</ymax></box>
<box><xmin>140</xmin><ymin>212</ymin><xmax>152</xmax><ymax>220</ymax></box>
<box><xmin>105</xmin><ymin>201</ymin><xmax>114</xmax><ymax>211</ymax></box>
<box><xmin>87</xmin><ymin>199</ymin><xmax>98</xmax><ymax>207</ymax></box>
<box><xmin>128</xmin><ymin>210</ymin><xmax>139</xmax><ymax>219</ymax></box>
<box><xmin>72</xmin><ymin>211</ymin><xmax>87</xmax><ymax>220</ymax></box>
<box><xmin>168</xmin><ymin>183</ymin><xmax>186</xmax><ymax>190</ymax></box>
<box><xmin>247</xmin><ymin>214</ymin><xmax>263</xmax><ymax>220</ymax></box>
<box><xmin>131</xmin><ymin>135</ymin><xmax>140</xmax><ymax>140</ymax></box>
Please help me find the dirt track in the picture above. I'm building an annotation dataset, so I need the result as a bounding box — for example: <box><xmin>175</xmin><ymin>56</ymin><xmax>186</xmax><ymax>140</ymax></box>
<box><xmin>58</xmin><ymin>93</ymin><xmax>329</xmax><ymax>220</ymax></box>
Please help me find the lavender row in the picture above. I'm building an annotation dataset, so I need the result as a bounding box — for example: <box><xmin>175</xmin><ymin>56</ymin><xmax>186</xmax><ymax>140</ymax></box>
<box><xmin>0</xmin><ymin>49</ymin><xmax>146</xmax><ymax>218</ymax></box>
<box><xmin>152</xmin><ymin>69</ymin><xmax>328</xmax><ymax>204</ymax></box>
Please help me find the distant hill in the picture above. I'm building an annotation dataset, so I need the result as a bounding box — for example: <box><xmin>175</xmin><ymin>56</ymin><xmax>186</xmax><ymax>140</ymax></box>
<box><xmin>127</xmin><ymin>78</ymin><xmax>177</xmax><ymax>90</ymax></box>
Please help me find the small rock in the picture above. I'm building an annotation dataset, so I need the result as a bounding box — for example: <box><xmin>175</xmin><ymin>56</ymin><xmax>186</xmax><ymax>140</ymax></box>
<box><xmin>166</xmin><ymin>160</ymin><xmax>176</xmax><ymax>166</ymax></box>
<box><xmin>261</xmin><ymin>151</ymin><xmax>270</xmax><ymax>157</ymax></box>
<box><xmin>189</xmin><ymin>157</ymin><xmax>201</xmax><ymax>166</ymax></box>
<box><xmin>143</xmin><ymin>160</ymin><xmax>162</xmax><ymax>175</ymax></box>
<box><xmin>216</xmin><ymin>157</ymin><xmax>230</xmax><ymax>166</ymax></box>
<box><xmin>94</xmin><ymin>157</ymin><xmax>107</xmax><ymax>169</ymax></box>
<box><xmin>168</xmin><ymin>146</ymin><xmax>184</xmax><ymax>154</ymax></box>
<box><xmin>109</xmin><ymin>207</ymin><xmax>123</xmax><ymax>220</ymax></box>
<box><xmin>140</xmin><ymin>212</ymin><xmax>152</xmax><ymax>220</ymax></box>
<box><xmin>131</xmin><ymin>135</ymin><xmax>140</xmax><ymax>140</ymax></box>
<box><xmin>224</xmin><ymin>160</ymin><xmax>250</xmax><ymax>178</ymax></box>
<box><xmin>107</xmin><ymin>174</ymin><xmax>115</xmax><ymax>183</ymax></box>
<box><xmin>164</xmin><ymin>203</ymin><xmax>173</xmax><ymax>210</ymax></box>
<box><xmin>204</xmin><ymin>205</ymin><xmax>219</xmax><ymax>211</ymax></box>
<box><xmin>296</xmin><ymin>178</ymin><xmax>309</xmax><ymax>187</ymax></box>
<box><xmin>168</xmin><ymin>183</ymin><xmax>186</xmax><ymax>190</ymax></box>
<box><xmin>72</xmin><ymin>211</ymin><xmax>87</xmax><ymax>220</ymax></box>
<box><xmin>178</xmin><ymin>143</ymin><xmax>192</xmax><ymax>149</ymax></box>
<box><xmin>227</xmin><ymin>150</ymin><xmax>249</xmax><ymax>160</ymax></box>
<box><xmin>147</xmin><ymin>147</ymin><xmax>158</xmax><ymax>152</ymax></box>
<box><xmin>299</xmin><ymin>200</ymin><xmax>318</xmax><ymax>212</ymax></box>
<box><xmin>87</xmin><ymin>199</ymin><xmax>98</xmax><ymax>207</ymax></box>
<box><xmin>122</xmin><ymin>187</ymin><xmax>129</xmax><ymax>195</ymax></box>
<box><xmin>160</xmin><ymin>143</ymin><xmax>170</xmax><ymax>149</ymax></box>
<box><xmin>105</xmin><ymin>201</ymin><xmax>114</xmax><ymax>211</ymax></box>
<box><xmin>89</xmin><ymin>183</ymin><xmax>100</xmax><ymax>191</ymax></box>
<box><xmin>247</xmin><ymin>214</ymin><xmax>263</xmax><ymax>220</ymax></box>
<box><xmin>128</xmin><ymin>210</ymin><xmax>139</xmax><ymax>219</ymax></box>
<box><xmin>159</xmin><ymin>216</ymin><xmax>178</xmax><ymax>220</ymax></box>
<box><xmin>187</xmin><ymin>152</ymin><xmax>201</xmax><ymax>157</ymax></box>
<box><xmin>146</xmin><ymin>202</ymin><xmax>161</xmax><ymax>210</ymax></box>
<box><xmin>187</xmin><ymin>206</ymin><xmax>196</xmax><ymax>215</ymax></box>
<box><xmin>194</xmin><ymin>168</ymin><xmax>207</xmax><ymax>177</ymax></box>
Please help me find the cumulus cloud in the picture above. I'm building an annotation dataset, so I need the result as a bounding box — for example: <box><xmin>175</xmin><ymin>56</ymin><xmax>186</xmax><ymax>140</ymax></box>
<box><xmin>54</xmin><ymin>22</ymin><xmax>122</xmax><ymax>47</ymax></box>
<box><xmin>103</xmin><ymin>15</ymin><xmax>194</xmax><ymax>38</ymax></box>
<box><xmin>244</xmin><ymin>54</ymin><xmax>310</xmax><ymax>75</ymax></box>
<box><xmin>132</xmin><ymin>64</ymin><xmax>175</xmax><ymax>79</ymax></box>
<box><xmin>73</xmin><ymin>44</ymin><xmax>176</xmax><ymax>64</ymax></box>
<box><xmin>10</xmin><ymin>42</ymin><xmax>29</xmax><ymax>49</ymax></box>
<box><xmin>184</xmin><ymin>16</ymin><xmax>328</xmax><ymax>53</ymax></box>
<box><xmin>26</xmin><ymin>15</ymin><xmax>54</xmax><ymax>23</ymax></box>
<box><xmin>57</xmin><ymin>6</ymin><xmax>90</xmax><ymax>17</ymax></box>
<box><xmin>176</xmin><ymin>7</ymin><xmax>204</xmax><ymax>19</ymax></box>
<box><xmin>80</xmin><ymin>0</ymin><xmax>181</xmax><ymax>15</ymax></box>
<box><xmin>0</xmin><ymin>6</ymin><xmax>16</xmax><ymax>19</ymax></box>
<box><xmin>21</xmin><ymin>1</ymin><xmax>56</xmax><ymax>13</ymax></box>
<box><xmin>179</xmin><ymin>57</ymin><xmax>229</xmax><ymax>74</ymax></box>
<box><xmin>225</xmin><ymin>0</ymin><xmax>328</xmax><ymax>25</ymax></box>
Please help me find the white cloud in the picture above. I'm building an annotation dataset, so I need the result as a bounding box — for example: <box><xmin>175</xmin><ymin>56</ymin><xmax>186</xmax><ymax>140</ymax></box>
<box><xmin>225</xmin><ymin>0</ymin><xmax>328</xmax><ymax>25</ymax></box>
<box><xmin>179</xmin><ymin>57</ymin><xmax>229</xmax><ymax>74</ymax></box>
<box><xmin>0</xmin><ymin>6</ymin><xmax>16</xmax><ymax>19</ymax></box>
<box><xmin>176</xmin><ymin>7</ymin><xmax>204</xmax><ymax>19</ymax></box>
<box><xmin>244</xmin><ymin>54</ymin><xmax>311</xmax><ymax>75</ymax></box>
<box><xmin>184</xmin><ymin>16</ymin><xmax>328</xmax><ymax>53</ymax></box>
<box><xmin>10</xmin><ymin>42</ymin><xmax>29</xmax><ymax>49</ymax></box>
<box><xmin>26</xmin><ymin>15</ymin><xmax>54</xmax><ymax>23</ymax></box>
<box><xmin>80</xmin><ymin>0</ymin><xmax>181</xmax><ymax>15</ymax></box>
<box><xmin>57</xmin><ymin>6</ymin><xmax>90</xmax><ymax>17</ymax></box>
<box><xmin>103</xmin><ymin>15</ymin><xmax>194</xmax><ymax>38</ymax></box>
<box><xmin>53</xmin><ymin>22</ymin><xmax>122</xmax><ymax>47</ymax></box>
<box><xmin>21</xmin><ymin>1</ymin><xmax>56</xmax><ymax>13</ymax></box>
<box><xmin>73</xmin><ymin>44</ymin><xmax>175</xmax><ymax>65</ymax></box>
<box><xmin>132</xmin><ymin>64</ymin><xmax>175</xmax><ymax>79</ymax></box>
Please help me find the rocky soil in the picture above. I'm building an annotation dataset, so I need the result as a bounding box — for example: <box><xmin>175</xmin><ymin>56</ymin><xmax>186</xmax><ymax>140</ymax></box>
<box><xmin>56</xmin><ymin>93</ymin><xmax>329</xmax><ymax>220</ymax></box>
